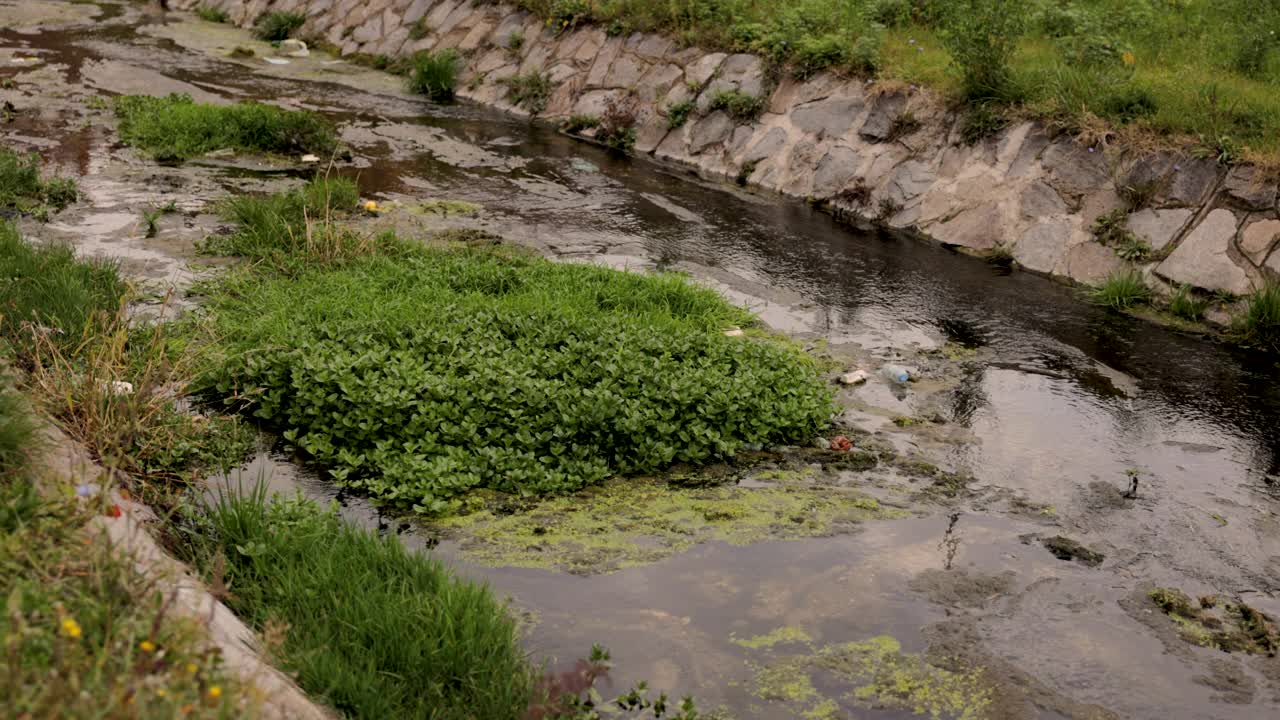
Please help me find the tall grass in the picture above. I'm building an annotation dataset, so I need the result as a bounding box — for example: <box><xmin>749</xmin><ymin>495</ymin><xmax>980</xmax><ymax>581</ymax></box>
<box><xmin>503</xmin><ymin>0</ymin><xmax>1280</xmax><ymax>161</ymax></box>
<box><xmin>207</xmin><ymin>176</ymin><xmax>362</xmax><ymax>262</ymax></box>
<box><xmin>196</xmin><ymin>485</ymin><xmax>535</xmax><ymax>719</ymax></box>
<box><xmin>195</xmin><ymin>4</ymin><xmax>229</xmax><ymax>23</ymax></box>
<box><xmin>0</xmin><ymin>221</ymin><xmax>125</xmax><ymax>359</ymax></box>
<box><xmin>407</xmin><ymin>49</ymin><xmax>460</xmax><ymax>101</ymax></box>
<box><xmin>113</xmin><ymin>94</ymin><xmax>338</xmax><ymax>162</ymax></box>
<box><xmin>1234</xmin><ymin>282</ymin><xmax>1280</xmax><ymax>352</ymax></box>
<box><xmin>1088</xmin><ymin>269</ymin><xmax>1152</xmax><ymax>310</ymax></box>
<box><xmin>1168</xmin><ymin>284</ymin><xmax>1208</xmax><ymax>322</ymax></box>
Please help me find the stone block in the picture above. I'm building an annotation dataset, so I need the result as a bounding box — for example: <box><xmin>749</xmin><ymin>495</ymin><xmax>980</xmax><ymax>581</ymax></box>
<box><xmin>1126</xmin><ymin>208</ymin><xmax>1192</xmax><ymax>251</ymax></box>
<box><xmin>1157</xmin><ymin>209</ymin><xmax>1251</xmax><ymax>294</ymax></box>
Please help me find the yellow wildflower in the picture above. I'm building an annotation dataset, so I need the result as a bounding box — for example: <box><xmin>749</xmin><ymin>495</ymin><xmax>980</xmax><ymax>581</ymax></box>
<box><xmin>140</xmin><ymin>640</ymin><xmax>157</xmax><ymax>653</ymax></box>
<box><xmin>60</xmin><ymin>618</ymin><xmax>82</xmax><ymax>639</ymax></box>
<box><xmin>1121</xmin><ymin>51</ymin><xmax>1135</xmax><ymax>66</ymax></box>
<box><xmin>156</xmin><ymin>688</ymin><xmax>167</xmax><ymax>698</ymax></box>
<box><xmin>207</xmin><ymin>686</ymin><xmax>222</xmax><ymax>700</ymax></box>
<box><xmin>186</xmin><ymin>663</ymin><xmax>199</xmax><ymax>675</ymax></box>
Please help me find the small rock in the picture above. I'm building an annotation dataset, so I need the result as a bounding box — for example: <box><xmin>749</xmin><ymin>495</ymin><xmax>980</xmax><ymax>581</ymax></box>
<box><xmin>812</xmin><ymin>437</ymin><xmax>831</xmax><ymax>450</ymax></box>
<box><xmin>300</xmin><ymin>154</ymin><xmax>320</xmax><ymax>163</ymax></box>
<box><xmin>279</xmin><ymin>39</ymin><xmax>310</xmax><ymax>58</ymax></box>
<box><xmin>723</xmin><ymin>327</ymin><xmax>745</xmax><ymax>337</ymax></box>
<box><xmin>1041</xmin><ymin>535</ymin><xmax>1105</xmax><ymax>567</ymax></box>
<box><xmin>108</xmin><ymin>380</ymin><xmax>134</xmax><ymax>396</ymax></box>
<box><xmin>838</xmin><ymin>369</ymin><xmax>868</xmax><ymax>385</ymax></box>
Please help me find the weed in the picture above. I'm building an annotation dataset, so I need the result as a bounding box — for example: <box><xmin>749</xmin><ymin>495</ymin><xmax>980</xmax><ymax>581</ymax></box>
<box><xmin>937</xmin><ymin>0</ymin><xmax>1026</xmax><ymax>101</ymax></box>
<box><xmin>987</xmin><ymin>243</ymin><xmax>1014</xmax><ymax>266</ymax></box>
<box><xmin>708</xmin><ymin>89</ymin><xmax>765</xmax><ymax>122</ymax></box>
<box><xmin>848</xmin><ymin>31</ymin><xmax>883</xmax><ymax>75</ymax></box>
<box><xmin>547</xmin><ymin>0</ymin><xmax>593</xmax><ymax>35</ymax></box>
<box><xmin>1169</xmin><ymin>284</ymin><xmax>1209</xmax><ymax>321</ymax></box>
<box><xmin>140</xmin><ymin>201</ymin><xmax>178</xmax><ymax>239</ymax></box>
<box><xmin>0</xmin><ymin>148</ymin><xmax>78</xmax><ymax>217</ymax></box>
<box><xmin>409</xmin><ymin>17</ymin><xmax>430</xmax><ymax>40</ymax></box>
<box><xmin>875</xmin><ymin>196</ymin><xmax>903</xmax><ymax>221</ymax></box>
<box><xmin>1118</xmin><ymin>177</ymin><xmax>1163</xmax><ymax>211</ymax></box>
<box><xmin>792</xmin><ymin>34</ymin><xmax>851</xmax><ymax>80</ymax></box>
<box><xmin>598</xmin><ymin>95</ymin><xmax>638</xmax><ymax>154</ymax></box>
<box><xmin>406</xmin><ymin>49</ymin><xmax>460</xmax><ymax>101</ymax></box>
<box><xmin>190</xmin><ymin>486</ymin><xmax>535</xmax><ymax>718</ymax></box>
<box><xmin>666</xmin><ymin>98</ymin><xmax>695</xmax><ymax>129</ymax></box>
<box><xmin>736</xmin><ymin>159</ymin><xmax>759</xmax><ymax>186</ymax></box>
<box><xmin>253</xmin><ymin>10</ymin><xmax>305</xmax><ymax>42</ymax></box>
<box><xmin>1092</xmin><ymin>209</ymin><xmax>1150</xmax><ymax>261</ymax></box>
<box><xmin>113</xmin><ymin>94</ymin><xmax>337</xmax><ymax>162</ymax></box>
<box><xmin>502</xmin><ymin>71</ymin><xmax>553</xmax><ymax>114</ymax></box>
<box><xmin>959</xmin><ymin>104</ymin><xmax>1007</xmax><ymax>144</ymax></box>
<box><xmin>229</xmin><ymin>46</ymin><xmax>255</xmax><ymax>59</ymax></box>
<box><xmin>833</xmin><ymin>179</ymin><xmax>872</xmax><ymax>207</ymax></box>
<box><xmin>887</xmin><ymin>110</ymin><xmax>921</xmax><ymax>141</ymax></box>
<box><xmin>506</xmin><ymin>29</ymin><xmax>525</xmax><ymax>54</ymax></box>
<box><xmin>562</xmin><ymin>114</ymin><xmax>600</xmax><ymax>134</ymax></box>
<box><xmin>1233</xmin><ymin>282</ymin><xmax>1280</xmax><ymax>352</ymax></box>
<box><xmin>186</xmin><ymin>231</ymin><xmax>835</xmax><ymax>514</ymax></box>
<box><xmin>1089</xmin><ymin>269</ymin><xmax>1152</xmax><ymax>310</ymax></box>
<box><xmin>195</xmin><ymin>4</ymin><xmax>228</xmax><ymax>23</ymax></box>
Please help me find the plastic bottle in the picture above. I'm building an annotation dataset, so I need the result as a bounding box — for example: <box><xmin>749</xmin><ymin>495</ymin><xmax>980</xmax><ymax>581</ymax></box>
<box><xmin>881</xmin><ymin>364</ymin><xmax>910</xmax><ymax>384</ymax></box>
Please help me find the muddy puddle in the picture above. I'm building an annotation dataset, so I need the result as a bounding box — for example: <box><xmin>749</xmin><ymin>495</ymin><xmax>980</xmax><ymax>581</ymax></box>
<box><xmin>5</xmin><ymin>2</ymin><xmax>1280</xmax><ymax>718</ymax></box>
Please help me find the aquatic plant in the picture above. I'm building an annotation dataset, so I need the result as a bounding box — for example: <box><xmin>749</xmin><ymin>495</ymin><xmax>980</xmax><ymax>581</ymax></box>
<box><xmin>562</xmin><ymin>114</ymin><xmax>600</xmax><ymax>133</ymax></box>
<box><xmin>253</xmin><ymin>10</ymin><xmax>305</xmax><ymax>42</ymax></box>
<box><xmin>112</xmin><ymin>94</ymin><xmax>338</xmax><ymax>162</ymax></box>
<box><xmin>188</xmin><ymin>218</ymin><xmax>836</xmax><ymax>514</ymax></box>
<box><xmin>1234</xmin><ymin>282</ymin><xmax>1280</xmax><ymax>352</ymax></box>
<box><xmin>194</xmin><ymin>485</ymin><xmax>536</xmax><ymax>719</ymax></box>
<box><xmin>502</xmin><ymin>70</ymin><xmax>553</xmax><ymax>113</ymax></box>
<box><xmin>1088</xmin><ymin>269</ymin><xmax>1152</xmax><ymax>310</ymax></box>
<box><xmin>407</xmin><ymin>49</ymin><xmax>460</xmax><ymax>101</ymax></box>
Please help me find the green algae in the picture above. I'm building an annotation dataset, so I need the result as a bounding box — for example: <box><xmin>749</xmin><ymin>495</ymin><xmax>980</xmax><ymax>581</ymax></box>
<box><xmin>732</xmin><ymin>625</ymin><xmax>813</xmax><ymax>650</ymax></box>
<box><xmin>742</xmin><ymin>631</ymin><xmax>993</xmax><ymax>720</ymax></box>
<box><xmin>436</xmin><ymin>478</ymin><xmax>904</xmax><ymax>574</ymax></box>
<box><xmin>414</xmin><ymin>199</ymin><xmax>481</xmax><ymax>216</ymax></box>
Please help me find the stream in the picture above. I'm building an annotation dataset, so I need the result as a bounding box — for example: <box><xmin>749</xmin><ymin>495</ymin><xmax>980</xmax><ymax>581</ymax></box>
<box><xmin>4</xmin><ymin>2</ymin><xmax>1280</xmax><ymax>718</ymax></box>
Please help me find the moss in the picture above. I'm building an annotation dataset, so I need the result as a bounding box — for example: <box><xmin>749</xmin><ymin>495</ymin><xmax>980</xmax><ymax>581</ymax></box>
<box><xmin>1041</xmin><ymin>536</ymin><xmax>1105</xmax><ymax>567</ymax></box>
<box><xmin>436</xmin><ymin>478</ymin><xmax>905</xmax><ymax>574</ymax></box>
<box><xmin>892</xmin><ymin>415</ymin><xmax>918</xmax><ymax>427</ymax></box>
<box><xmin>800</xmin><ymin>699</ymin><xmax>841</xmax><ymax>720</ymax></box>
<box><xmin>732</xmin><ymin>625</ymin><xmax>813</xmax><ymax>650</ymax></box>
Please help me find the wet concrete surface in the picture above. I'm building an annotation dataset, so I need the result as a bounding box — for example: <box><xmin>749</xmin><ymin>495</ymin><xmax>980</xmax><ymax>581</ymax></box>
<box><xmin>5</xmin><ymin>2</ymin><xmax>1280</xmax><ymax>718</ymax></box>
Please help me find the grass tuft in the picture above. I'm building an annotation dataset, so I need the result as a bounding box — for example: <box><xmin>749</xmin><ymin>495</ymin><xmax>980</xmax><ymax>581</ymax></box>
<box><xmin>0</xmin><ymin>148</ymin><xmax>77</xmax><ymax>219</ymax></box>
<box><xmin>206</xmin><ymin>176</ymin><xmax>365</xmax><ymax>265</ymax></box>
<box><xmin>1168</xmin><ymin>284</ymin><xmax>1209</xmax><ymax>322</ymax></box>
<box><xmin>1089</xmin><ymin>269</ymin><xmax>1152</xmax><ymax>310</ymax></box>
<box><xmin>113</xmin><ymin>94</ymin><xmax>338</xmax><ymax>162</ymax></box>
<box><xmin>1233</xmin><ymin>282</ymin><xmax>1280</xmax><ymax>352</ymax></box>
<box><xmin>708</xmin><ymin>89</ymin><xmax>766</xmax><ymax>122</ymax></box>
<box><xmin>406</xmin><ymin>49</ymin><xmax>460</xmax><ymax>101</ymax></box>
<box><xmin>193</xmin><ymin>486</ymin><xmax>535</xmax><ymax>718</ymax></box>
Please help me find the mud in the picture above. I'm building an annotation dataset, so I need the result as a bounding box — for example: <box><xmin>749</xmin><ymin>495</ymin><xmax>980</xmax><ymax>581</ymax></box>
<box><xmin>7</xmin><ymin>2</ymin><xmax>1280</xmax><ymax>718</ymax></box>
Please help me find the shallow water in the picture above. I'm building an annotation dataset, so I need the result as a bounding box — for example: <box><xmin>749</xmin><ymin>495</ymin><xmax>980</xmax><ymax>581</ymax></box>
<box><xmin>5</xmin><ymin>3</ymin><xmax>1280</xmax><ymax>717</ymax></box>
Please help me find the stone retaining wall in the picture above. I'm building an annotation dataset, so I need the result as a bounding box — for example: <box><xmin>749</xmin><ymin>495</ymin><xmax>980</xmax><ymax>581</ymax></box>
<box><xmin>174</xmin><ymin>0</ymin><xmax>1280</xmax><ymax>296</ymax></box>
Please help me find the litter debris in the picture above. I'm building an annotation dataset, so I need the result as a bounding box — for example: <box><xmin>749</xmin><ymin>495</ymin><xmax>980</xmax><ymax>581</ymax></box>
<box><xmin>829</xmin><ymin>435</ymin><xmax>852</xmax><ymax>452</ymax></box>
<box><xmin>363</xmin><ymin>200</ymin><xmax>380</xmax><ymax>212</ymax></box>
<box><xmin>301</xmin><ymin>154</ymin><xmax>320</xmax><ymax>163</ymax></box>
<box><xmin>264</xmin><ymin>57</ymin><xmax>290</xmax><ymax>65</ymax></box>
<box><xmin>723</xmin><ymin>327</ymin><xmax>745</xmax><ymax>337</ymax></box>
<box><xmin>838</xmin><ymin>369</ymin><xmax>868</xmax><ymax>385</ymax></box>
<box><xmin>107</xmin><ymin>380</ymin><xmax>134</xmax><ymax>396</ymax></box>
<box><xmin>279</xmin><ymin>39</ymin><xmax>309</xmax><ymax>58</ymax></box>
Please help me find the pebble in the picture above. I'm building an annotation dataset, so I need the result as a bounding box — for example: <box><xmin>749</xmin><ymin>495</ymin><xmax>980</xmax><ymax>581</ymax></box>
<box><xmin>838</xmin><ymin>369</ymin><xmax>868</xmax><ymax>385</ymax></box>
